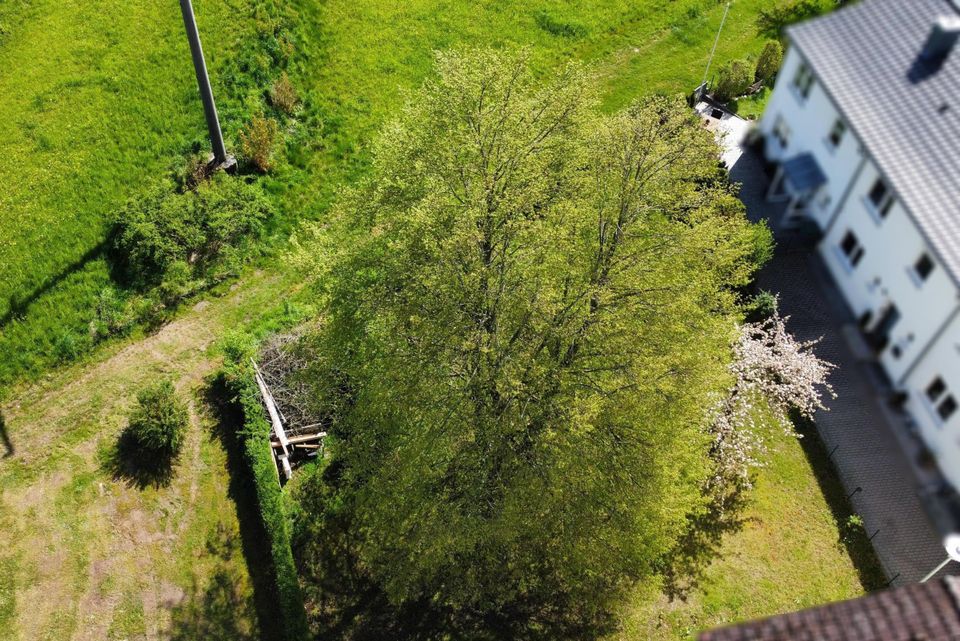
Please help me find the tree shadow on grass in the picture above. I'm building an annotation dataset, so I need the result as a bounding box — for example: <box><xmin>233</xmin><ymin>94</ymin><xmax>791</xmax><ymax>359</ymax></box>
<box><xmin>792</xmin><ymin>412</ymin><xmax>888</xmax><ymax>591</ymax></box>
<box><xmin>203</xmin><ymin>373</ymin><xmax>288</xmax><ymax>641</ymax></box>
<box><xmin>169</xmin><ymin>531</ymin><xmax>259</xmax><ymax>641</ymax></box>
<box><xmin>100</xmin><ymin>429</ymin><xmax>176</xmax><ymax>489</ymax></box>
<box><xmin>0</xmin><ymin>241</ymin><xmax>107</xmax><ymax>328</ymax></box>
<box><xmin>0</xmin><ymin>412</ymin><xmax>13</xmax><ymax>458</ymax></box>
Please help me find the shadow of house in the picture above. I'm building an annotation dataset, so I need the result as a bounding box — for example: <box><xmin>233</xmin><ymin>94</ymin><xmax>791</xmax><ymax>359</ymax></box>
<box><xmin>791</xmin><ymin>413</ymin><xmax>888</xmax><ymax>591</ymax></box>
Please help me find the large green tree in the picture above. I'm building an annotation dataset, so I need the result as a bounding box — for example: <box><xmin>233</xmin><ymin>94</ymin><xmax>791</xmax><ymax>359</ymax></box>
<box><xmin>295</xmin><ymin>49</ymin><xmax>770</xmax><ymax>636</ymax></box>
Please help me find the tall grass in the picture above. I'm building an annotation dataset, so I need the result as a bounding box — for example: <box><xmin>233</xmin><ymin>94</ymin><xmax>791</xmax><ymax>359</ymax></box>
<box><xmin>0</xmin><ymin>0</ymin><xmax>833</xmax><ymax>391</ymax></box>
<box><xmin>0</xmin><ymin>0</ymin><xmax>309</xmax><ymax>391</ymax></box>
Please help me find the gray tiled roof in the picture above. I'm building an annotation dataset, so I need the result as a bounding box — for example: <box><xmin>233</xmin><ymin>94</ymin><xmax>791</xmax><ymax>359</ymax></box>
<box><xmin>787</xmin><ymin>0</ymin><xmax>960</xmax><ymax>282</ymax></box>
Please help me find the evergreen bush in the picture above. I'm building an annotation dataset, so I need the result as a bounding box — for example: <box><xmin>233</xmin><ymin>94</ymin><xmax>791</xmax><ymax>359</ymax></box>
<box><xmin>126</xmin><ymin>380</ymin><xmax>188</xmax><ymax>458</ymax></box>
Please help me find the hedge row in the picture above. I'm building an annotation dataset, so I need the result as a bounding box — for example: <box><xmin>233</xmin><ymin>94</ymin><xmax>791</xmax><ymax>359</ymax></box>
<box><xmin>231</xmin><ymin>363</ymin><xmax>311</xmax><ymax>641</ymax></box>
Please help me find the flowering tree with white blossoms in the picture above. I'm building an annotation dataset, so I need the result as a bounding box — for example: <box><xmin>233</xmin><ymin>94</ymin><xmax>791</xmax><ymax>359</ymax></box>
<box><xmin>710</xmin><ymin>308</ymin><xmax>836</xmax><ymax>490</ymax></box>
<box><xmin>665</xmin><ymin>307</ymin><xmax>835</xmax><ymax>597</ymax></box>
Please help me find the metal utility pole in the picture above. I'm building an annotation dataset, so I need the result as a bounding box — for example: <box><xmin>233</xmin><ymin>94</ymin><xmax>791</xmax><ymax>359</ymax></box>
<box><xmin>178</xmin><ymin>0</ymin><xmax>232</xmax><ymax>167</ymax></box>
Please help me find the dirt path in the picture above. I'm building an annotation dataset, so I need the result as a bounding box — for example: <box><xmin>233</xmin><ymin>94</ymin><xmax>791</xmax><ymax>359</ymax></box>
<box><xmin>0</xmin><ymin>268</ymin><xmax>293</xmax><ymax>640</ymax></box>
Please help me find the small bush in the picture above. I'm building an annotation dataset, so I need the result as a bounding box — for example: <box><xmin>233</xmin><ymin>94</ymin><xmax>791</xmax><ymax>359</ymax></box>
<box><xmin>270</xmin><ymin>72</ymin><xmax>299</xmax><ymax>115</ymax></box>
<box><xmin>755</xmin><ymin>40</ymin><xmax>783</xmax><ymax>84</ymax></box>
<box><xmin>240</xmin><ymin>115</ymin><xmax>280</xmax><ymax>173</ymax></box>
<box><xmin>746</xmin><ymin>289</ymin><xmax>779</xmax><ymax>323</ymax></box>
<box><xmin>90</xmin><ymin>286</ymin><xmax>137</xmax><ymax>341</ymax></box>
<box><xmin>713</xmin><ymin>59</ymin><xmax>752</xmax><ymax>103</ymax></box>
<box><xmin>110</xmin><ymin>175</ymin><xmax>273</xmax><ymax>292</ymax></box>
<box><xmin>175</xmin><ymin>153</ymin><xmax>215</xmax><ymax>191</ymax></box>
<box><xmin>52</xmin><ymin>330</ymin><xmax>87</xmax><ymax>363</ymax></box>
<box><xmin>127</xmin><ymin>380</ymin><xmax>188</xmax><ymax>458</ymax></box>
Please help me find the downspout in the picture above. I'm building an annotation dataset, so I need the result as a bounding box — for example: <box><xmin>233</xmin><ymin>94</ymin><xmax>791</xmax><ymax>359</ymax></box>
<box><xmin>823</xmin><ymin>148</ymin><xmax>867</xmax><ymax>238</ymax></box>
<box><xmin>897</xmin><ymin>298</ymin><xmax>960</xmax><ymax>389</ymax></box>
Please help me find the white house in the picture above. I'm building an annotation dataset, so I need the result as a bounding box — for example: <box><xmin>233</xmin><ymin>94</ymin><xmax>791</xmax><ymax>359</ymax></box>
<box><xmin>757</xmin><ymin>0</ymin><xmax>960</xmax><ymax>489</ymax></box>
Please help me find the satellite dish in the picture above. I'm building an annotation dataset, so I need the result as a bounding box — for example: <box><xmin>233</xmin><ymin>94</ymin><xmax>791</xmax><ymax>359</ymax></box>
<box><xmin>944</xmin><ymin>534</ymin><xmax>960</xmax><ymax>563</ymax></box>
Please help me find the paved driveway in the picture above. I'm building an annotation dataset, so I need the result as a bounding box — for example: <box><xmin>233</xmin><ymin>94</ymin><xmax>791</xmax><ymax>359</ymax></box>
<box><xmin>721</xmin><ymin>121</ymin><xmax>955</xmax><ymax>585</ymax></box>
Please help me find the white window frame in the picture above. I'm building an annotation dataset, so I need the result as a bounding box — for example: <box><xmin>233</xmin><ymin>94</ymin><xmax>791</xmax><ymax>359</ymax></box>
<box><xmin>772</xmin><ymin>115</ymin><xmax>791</xmax><ymax>150</ymax></box>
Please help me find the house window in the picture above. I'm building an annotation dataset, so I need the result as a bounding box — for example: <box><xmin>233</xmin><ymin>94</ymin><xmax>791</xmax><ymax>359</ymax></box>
<box><xmin>840</xmin><ymin>230</ymin><xmax>864</xmax><ymax>267</ymax></box>
<box><xmin>867</xmin><ymin>178</ymin><xmax>894</xmax><ymax>219</ymax></box>
<box><xmin>940</xmin><ymin>396</ymin><xmax>958</xmax><ymax>421</ymax></box>
<box><xmin>792</xmin><ymin>62</ymin><xmax>815</xmax><ymax>100</ymax></box>
<box><xmin>914</xmin><ymin>253</ymin><xmax>935</xmax><ymax>282</ymax></box>
<box><xmin>827</xmin><ymin>119</ymin><xmax>846</xmax><ymax>149</ymax></box>
<box><xmin>773</xmin><ymin>115</ymin><xmax>790</xmax><ymax>149</ymax></box>
<box><xmin>926</xmin><ymin>376</ymin><xmax>957</xmax><ymax>423</ymax></box>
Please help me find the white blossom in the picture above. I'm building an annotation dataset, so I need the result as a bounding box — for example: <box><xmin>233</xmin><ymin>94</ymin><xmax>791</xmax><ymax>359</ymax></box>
<box><xmin>708</xmin><ymin>308</ymin><xmax>836</xmax><ymax>488</ymax></box>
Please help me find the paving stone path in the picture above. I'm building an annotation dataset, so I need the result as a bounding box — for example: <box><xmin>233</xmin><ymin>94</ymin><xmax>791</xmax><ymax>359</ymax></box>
<box><xmin>728</xmin><ymin>138</ymin><xmax>954</xmax><ymax>585</ymax></box>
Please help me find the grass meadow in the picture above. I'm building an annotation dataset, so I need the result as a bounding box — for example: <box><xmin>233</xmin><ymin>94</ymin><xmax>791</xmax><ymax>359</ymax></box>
<box><xmin>0</xmin><ymin>0</ymin><xmax>877</xmax><ymax>639</ymax></box>
<box><xmin>0</xmin><ymin>0</ymin><xmax>828</xmax><ymax>391</ymax></box>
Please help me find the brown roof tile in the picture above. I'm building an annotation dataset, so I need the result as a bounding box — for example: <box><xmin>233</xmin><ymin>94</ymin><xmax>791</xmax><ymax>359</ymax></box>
<box><xmin>698</xmin><ymin>578</ymin><xmax>960</xmax><ymax>641</ymax></box>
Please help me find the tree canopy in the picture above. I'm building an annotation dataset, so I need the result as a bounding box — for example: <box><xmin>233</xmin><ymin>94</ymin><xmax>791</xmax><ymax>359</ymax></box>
<box><xmin>293</xmin><ymin>49</ymin><xmax>771</xmax><ymax>637</ymax></box>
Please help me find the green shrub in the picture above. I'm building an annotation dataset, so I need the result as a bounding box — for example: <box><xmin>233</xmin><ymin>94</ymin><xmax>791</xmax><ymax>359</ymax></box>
<box><xmin>110</xmin><ymin>175</ymin><xmax>273</xmax><ymax>292</ymax></box>
<box><xmin>127</xmin><ymin>380</ymin><xmax>188</xmax><ymax>457</ymax></box>
<box><xmin>713</xmin><ymin>59</ymin><xmax>752</xmax><ymax>102</ymax></box>
<box><xmin>756</xmin><ymin>0</ymin><xmax>822</xmax><ymax>38</ymax></box>
<box><xmin>240</xmin><ymin>115</ymin><xmax>281</xmax><ymax>173</ymax></box>
<box><xmin>52</xmin><ymin>330</ymin><xmax>88</xmax><ymax>364</ymax></box>
<box><xmin>89</xmin><ymin>286</ymin><xmax>138</xmax><ymax>341</ymax></box>
<box><xmin>746</xmin><ymin>289</ymin><xmax>778</xmax><ymax>323</ymax></box>
<box><xmin>755</xmin><ymin>40</ymin><xmax>783</xmax><ymax>84</ymax></box>
<box><xmin>270</xmin><ymin>72</ymin><xmax>299</xmax><ymax>115</ymax></box>
<box><xmin>222</xmin><ymin>354</ymin><xmax>310</xmax><ymax>641</ymax></box>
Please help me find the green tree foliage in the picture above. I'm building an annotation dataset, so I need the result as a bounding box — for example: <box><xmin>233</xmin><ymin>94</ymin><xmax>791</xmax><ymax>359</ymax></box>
<box><xmin>127</xmin><ymin>380</ymin><xmax>188</xmax><ymax>458</ymax></box>
<box><xmin>756</xmin><ymin>0</ymin><xmax>823</xmax><ymax>38</ymax></box>
<box><xmin>755</xmin><ymin>40</ymin><xmax>783</xmax><ymax>84</ymax></box>
<box><xmin>713</xmin><ymin>59</ymin><xmax>752</xmax><ymax>103</ymax></box>
<box><xmin>295</xmin><ymin>49</ymin><xmax>770</xmax><ymax>637</ymax></box>
<box><xmin>110</xmin><ymin>175</ymin><xmax>273</xmax><ymax>291</ymax></box>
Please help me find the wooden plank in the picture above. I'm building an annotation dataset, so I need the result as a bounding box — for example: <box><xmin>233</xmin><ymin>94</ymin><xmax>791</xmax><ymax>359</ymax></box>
<box><xmin>252</xmin><ymin>358</ymin><xmax>292</xmax><ymax>481</ymax></box>
<box><xmin>252</xmin><ymin>360</ymin><xmax>290</xmax><ymax>452</ymax></box>
<box><xmin>270</xmin><ymin>432</ymin><xmax>327</xmax><ymax>448</ymax></box>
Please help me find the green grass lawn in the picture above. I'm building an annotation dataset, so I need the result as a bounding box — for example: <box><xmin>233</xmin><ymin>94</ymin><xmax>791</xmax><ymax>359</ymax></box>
<box><xmin>610</xmin><ymin>417</ymin><xmax>884</xmax><ymax>640</ymax></box>
<box><xmin>0</xmin><ymin>0</ymin><xmax>827</xmax><ymax>390</ymax></box>
<box><xmin>731</xmin><ymin>87</ymin><xmax>773</xmax><ymax>120</ymax></box>
<box><xmin>0</xmin><ymin>0</ymin><xmax>290</xmax><ymax>389</ymax></box>
<box><xmin>0</xmin><ymin>0</ymin><xmax>874</xmax><ymax>638</ymax></box>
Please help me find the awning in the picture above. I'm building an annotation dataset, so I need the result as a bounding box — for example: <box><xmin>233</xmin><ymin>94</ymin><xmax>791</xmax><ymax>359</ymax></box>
<box><xmin>782</xmin><ymin>153</ymin><xmax>827</xmax><ymax>196</ymax></box>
